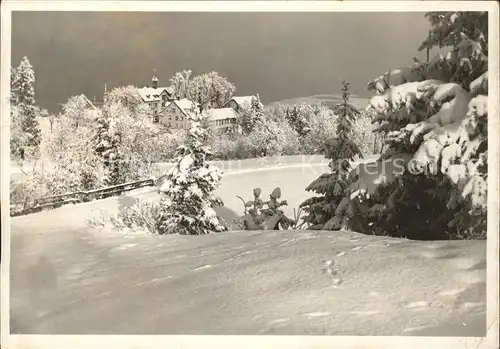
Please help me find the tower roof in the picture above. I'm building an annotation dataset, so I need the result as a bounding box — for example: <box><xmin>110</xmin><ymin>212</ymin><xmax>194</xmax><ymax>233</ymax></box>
<box><xmin>152</xmin><ymin>69</ymin><xmax>158</xmax><ymax>81</ymax></box>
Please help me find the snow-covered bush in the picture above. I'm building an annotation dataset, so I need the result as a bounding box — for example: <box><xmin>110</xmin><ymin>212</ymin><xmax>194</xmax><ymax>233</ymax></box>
<box><xmin>89</xmin><ymin>199</ymin><xmax>164</xmax><ymax>235</ymax></box>
<box><xmin>309</xmin><ymin>12</ymin><xmax>488</xmax><ymax>240</ymax></box>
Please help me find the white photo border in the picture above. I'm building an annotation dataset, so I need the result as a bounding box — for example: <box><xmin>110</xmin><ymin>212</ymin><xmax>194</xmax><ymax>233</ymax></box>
<box><xmin>1</xmin><ymin>1</ymin><xmax>498</xmax><ymax>348</ymax></box>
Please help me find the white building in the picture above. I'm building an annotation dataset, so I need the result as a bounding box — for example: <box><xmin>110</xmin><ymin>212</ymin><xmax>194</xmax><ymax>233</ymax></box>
<box><xmin>223</xmin><ymin>96</ymin><xmax>254</xmax><ymax>113</ymax></box>
<box><xmin>136</xmin><ymin>71</ymin><xmax>175</xmax><ymax>121</ymax></box>
<box><xmin>161</xmin><ymin>98</ymin><xmax>199</xmax><ymax>130</ymax></box>
<box><xmin>205</xmin><ymin>108</ymin><xmax>241</xmax><ymax>133</ymax></box>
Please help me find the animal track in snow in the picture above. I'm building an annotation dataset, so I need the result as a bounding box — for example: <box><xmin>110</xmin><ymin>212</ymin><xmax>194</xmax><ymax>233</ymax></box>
<box><xmin>351</xmin><ymin>246</ymin><xmax>363</xmax><ymax>251</ymax></box>
<box><xmin>336</xmin><ymin>251</ymin><xmax>347</xmax><ymax>257</ymax></box>
<box><xmin>193</xmin><ymin>264</ymin><xmax>212</xmax><ymax>271</ymax></box>
<box><xmin>324</xmin><ymin>260</ymin><xmax>343</xmax><ymax>285</ymax></box>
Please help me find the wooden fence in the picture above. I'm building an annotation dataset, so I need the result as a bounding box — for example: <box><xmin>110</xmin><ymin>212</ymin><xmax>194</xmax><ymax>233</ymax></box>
<box><xmin>10</xmin><ymin>178</ymin><xmax>155</xmax><ymax>217</ymax></box>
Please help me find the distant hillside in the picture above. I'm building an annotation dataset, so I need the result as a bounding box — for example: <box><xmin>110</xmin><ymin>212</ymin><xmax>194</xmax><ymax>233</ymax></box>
<box><xmin>265</xmin><ymin>94</ymin><xmax>370</xmax><ymax>111</ymax></box>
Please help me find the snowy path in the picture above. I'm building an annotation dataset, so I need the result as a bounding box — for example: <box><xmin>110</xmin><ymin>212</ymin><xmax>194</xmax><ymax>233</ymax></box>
<box><xmin>9</xmin><ymin>163</ymin><xmax>487</xmax><ymax>335</ymax></box>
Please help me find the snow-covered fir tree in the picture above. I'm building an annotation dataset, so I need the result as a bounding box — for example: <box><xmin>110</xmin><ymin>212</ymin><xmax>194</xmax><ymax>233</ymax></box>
<box><xmin>240</xmin><ymin>94</ymin><xmax>265</xmax><ymax>134</ymax></box>
<box><xmin>321</xmin><ymin>12</ymin><xmax>488</xmax><ymax>240</ymax></box>
<box><xmin>94</xmin><ymin>103</ymin><xmax>122</xmax><ymax>185</ymax></box>
<box><xmin>156</xmin><ymin>109</ymin><xmax>228</xmax><ymax>235</ymax></box>
<box><xmin>10</xmin><ymin>57</ymin><xmax>41</xmax><ymax>159</ymax></box>
<box><xmin>300</xmin><ymin>81</ymin><xmax>363</xmax><ymax>229</ymax></box>
<box><xmin>283</xmin><ymin>104</ymin><xmax>316</xmax><ymax>137</ymax></box>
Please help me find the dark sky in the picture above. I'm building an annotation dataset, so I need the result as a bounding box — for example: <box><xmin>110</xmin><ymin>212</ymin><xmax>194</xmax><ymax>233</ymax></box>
<box><xmin>12</xmin><ymin>11</ymin><xmax>432</xmax><ymax>113</ymax></box>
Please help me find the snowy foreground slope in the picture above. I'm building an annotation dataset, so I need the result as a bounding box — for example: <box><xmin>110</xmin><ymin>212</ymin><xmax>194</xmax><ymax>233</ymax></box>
<box><xmin>10</xmin><ymin>162</ymin><xmax>486</xmax><ymax>335</ymax></box>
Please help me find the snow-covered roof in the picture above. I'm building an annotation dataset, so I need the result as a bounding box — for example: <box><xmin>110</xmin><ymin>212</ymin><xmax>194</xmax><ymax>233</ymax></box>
<box><xmin>137</xmin><ymin>86</ymin><xmax>174</xmax><ymax>102</ymax></box>
<box><xmin>173</xmin><ymin>98</ymin><xmax>198</xmax><ymax>111</ymax></box>
<box><xmin>227</xmin><ymin>96</ymin><xmax>254</xmax><ymax>109</ymax></box>
<box><xmin>81</xmin><ymin>94</ymin><xmax>97</xmax><ymax>110</ymax></box>
<box><xmin>164</xmin><ymin>98</ymin><xmax>199</xmax><ymax>117</ymax></box>
<box><xmin>205</xmin><ymin>108</ymin><xmax>239</xmax><ymax>122</ymax></box>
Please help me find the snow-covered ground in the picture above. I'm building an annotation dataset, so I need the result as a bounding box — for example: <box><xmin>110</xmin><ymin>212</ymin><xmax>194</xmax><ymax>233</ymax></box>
<box><xmin>9</xmin><ymin>162</ymin><xmax>487</xmax><ymax>335</ymax></box>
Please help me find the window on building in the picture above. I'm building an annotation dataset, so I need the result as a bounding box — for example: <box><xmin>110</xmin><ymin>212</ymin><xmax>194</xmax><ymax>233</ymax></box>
<box><xmin>175</xmin><ymin>115</ymin><xmax>179</xmax><ymax>121</ymax></box>
<box><xmin>153</xmin><ymin>114</ymin><xmax>159</xmax><ymax>123</ymax></box>
<box><xmin>162</xmin><ymin>101</ymin><xmax>166</xmax><ymax>107</ymax></box>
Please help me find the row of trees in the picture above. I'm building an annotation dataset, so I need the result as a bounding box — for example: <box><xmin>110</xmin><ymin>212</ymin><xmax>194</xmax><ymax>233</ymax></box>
<box><xmin>209</xmin><ymin>97</ymin><xmax>380</xmax><ymax>161</ymax></box>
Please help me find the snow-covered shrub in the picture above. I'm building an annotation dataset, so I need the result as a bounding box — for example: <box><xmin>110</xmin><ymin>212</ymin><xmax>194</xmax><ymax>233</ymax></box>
<box><xmin>10</xmin><ymin>171</ymin><xmax>51</xmax><ymax>209</ymax></box>
<box><xmin>311</xmin><ymin>12</ymin><xmax>488</xmax><ymax>240</ymax></box>
<box><xmin>89</xmin><ymin>200</ymin><xmax>164</xmax><ymax>235</ymax></box>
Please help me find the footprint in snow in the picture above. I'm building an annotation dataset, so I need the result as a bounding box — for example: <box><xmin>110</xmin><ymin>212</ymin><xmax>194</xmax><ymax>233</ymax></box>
<box><xmin>193</xmin><ymin>264</ymin><xmax>212</xmax><ymax>271</ymax></box>
<box><xmin>324</xmin><ymin>260</ymin><xmax>343</xmax><ymax>285</ymax></box>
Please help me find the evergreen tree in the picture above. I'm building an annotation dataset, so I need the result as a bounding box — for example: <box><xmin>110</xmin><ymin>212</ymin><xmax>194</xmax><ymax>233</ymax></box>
<box><xmin>300</xmin><ymin>81</ymin><xmax>362</xmax><ymax>229</ymax></box>
<box><xmin>240</xmin><ymin>94</ymin><xmax>264</xmax><ymax>134</ymax></box>
<box><xmin>156</xmin><ymin>109</ymin><xmax>228</xmax><ymax>235</ymax></box>
<box><xmin>317</xmin><ymin>12</ymin><xmax>488</xmax><ymax>240</ymax></box>
<box><xmin>11</xmin><ymin>57</ymin><xmax>41</xmax><ymax>159</ymax></box>
<box><xmin>283</xmin><ymin>104</ymin><xmax>315</xmax><ymax>137</ymax></box>
<box><xmin>94</xmin><ymin>104</ymin><xmax>122</xmax><ymax>185</ymax></box>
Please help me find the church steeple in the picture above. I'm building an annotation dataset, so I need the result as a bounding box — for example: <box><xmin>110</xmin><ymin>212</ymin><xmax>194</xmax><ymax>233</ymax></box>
<box><xmin>151</xmin><ymin>69</ymin><xmax>159</xmax><ymax>89</ymax></box>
